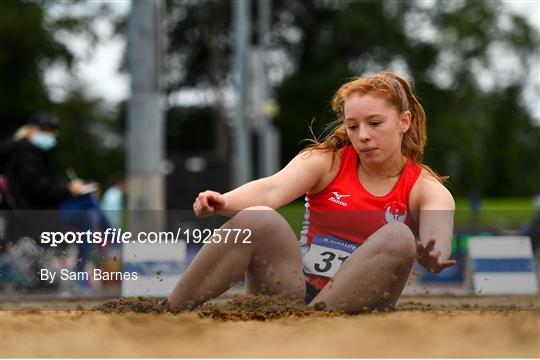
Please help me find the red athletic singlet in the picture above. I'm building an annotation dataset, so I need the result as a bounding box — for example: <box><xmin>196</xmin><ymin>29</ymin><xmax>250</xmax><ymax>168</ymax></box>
<box><xmin>300</xmin><ymin>145</ymin><xmax>422</xmax><ymax>290</ymax></box>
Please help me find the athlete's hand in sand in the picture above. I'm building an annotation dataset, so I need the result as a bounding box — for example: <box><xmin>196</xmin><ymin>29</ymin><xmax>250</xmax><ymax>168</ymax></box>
<box><xmin>193</xmin><ymin>190</ymin><xmax>226</xmax><ymax>217</ymax></box>
<box><xmin>416</xmin><ymin>239</ymin><xmax>456</xmax><ymax>273</ymax></box>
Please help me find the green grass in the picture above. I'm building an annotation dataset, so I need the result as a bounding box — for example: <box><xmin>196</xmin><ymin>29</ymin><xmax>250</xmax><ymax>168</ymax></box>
<box><xmin>277</xmin><ymin>202</ymin><xmax>306</xmax><ymax>236</ymax></box>
<box><xmin>278</xmin><ymin>197</ymin><xmax>537</xmax><ymax>234</ymax></box>
<box><xmin>454</xmin><ymin>197</ymin><xmax>534</xmax><ymax>211</ymax></box>
<box><xmin>454</xmin><ymin>197</ymin><xmax>535</xmax><ymax>230</ymax></box>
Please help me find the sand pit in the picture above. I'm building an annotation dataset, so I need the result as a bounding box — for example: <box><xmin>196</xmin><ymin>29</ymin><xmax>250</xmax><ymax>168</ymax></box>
<box><xmin>1</xmin><ymin>295</ymin><xmax>539</xmax><ymax>357</ymax></box>
<box><xmin>93</xmin><ymin>295</ymin><xmax>323</xmax><ymax>320</ymax></box>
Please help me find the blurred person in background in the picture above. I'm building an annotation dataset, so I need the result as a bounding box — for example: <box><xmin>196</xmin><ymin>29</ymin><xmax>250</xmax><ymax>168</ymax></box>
<box><xmin>0</xmin><ymin>113</ymin><xmax>110</xmax><ymax>290</ymax></box>
<box><xmin>100</xmin><ymin>175</ymin><xmax>126</xmax><ymax>229</ymax></box>
<box><xmin>99</xmin><ymin>175</ymin><xmax>125</xmax><ymax>285</ymax></box>
<box><xmin>0</xmin><ymin>113</ymin><xmax>86</xmax><ymax>209</ymax></box>
<box><xmin>533</xmin><ymin>191</ymin><xmax>540</xmax><ymax>211</ymax></box>
<box><xmin>166</xmin><ymin>71</ymin><xmax>456</xmax><ymax>313</ymax></box>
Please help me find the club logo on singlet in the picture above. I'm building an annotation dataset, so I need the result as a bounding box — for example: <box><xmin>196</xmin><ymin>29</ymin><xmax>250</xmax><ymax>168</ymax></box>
<box><xmin>328</xmin><ymin>192</ymin><xmax>350</xmax><ymax>207</ymax></box>
<box><xmin>384</xmin><ymin>201</ymin><xmax>407</xmax><ymax>223</ymax></box>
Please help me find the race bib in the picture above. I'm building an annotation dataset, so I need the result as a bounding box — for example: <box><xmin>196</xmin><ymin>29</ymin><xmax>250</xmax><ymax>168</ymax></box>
<box><xmin>303</xmin><ymin>235</ymin><xmax>360</xmax><ymax>278</ymax></box>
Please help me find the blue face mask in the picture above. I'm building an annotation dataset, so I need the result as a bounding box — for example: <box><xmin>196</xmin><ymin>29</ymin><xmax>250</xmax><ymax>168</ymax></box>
<box><xmin>31</xmin><ymin>132</ymin><xmax>57</xmax><ymax>151</ymax></box>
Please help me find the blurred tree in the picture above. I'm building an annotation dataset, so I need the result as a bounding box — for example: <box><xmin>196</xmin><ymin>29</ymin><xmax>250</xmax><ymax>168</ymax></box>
<box><xmin>128</xmin><ymin>0</ymin><xmax>540</xmax><ymax>196</ymax></box>
<box><xmin>54</xmin><ymin>92</ymin><xmax>124</xmax><ymax>186</ymax></box>
<box><xmin>273</xmin><ymin>0</ymin><xmax>418</xmax><ymax>159</ymax></box>
<box><xmin>164</xmin><ymin>0</ymin><xmax>231</xmax><ymax>156</ymax></box>
<box><xmin>0</xmin><ymin>0</ymin><xmax>124</xmax><ymax>186</ymax></box>
<box><xmin>0</xmin><ymin>0</ymin><xmax>71</xmax><ymax>134</ymax></box>
<box><xmin>422</xmin><ymin>0</ymin><xmax>540</xmax><ymax>196</ymax></box>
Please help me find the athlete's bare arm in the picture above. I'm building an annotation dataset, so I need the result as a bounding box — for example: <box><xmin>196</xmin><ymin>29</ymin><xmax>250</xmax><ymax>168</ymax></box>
<box><xmin>410</xmin><ymin>172</ymin><xmax>456</xmax><ymax>273</ymax></box>
<box><xmin>193</xmin><ymin>150</ymin><xmax>335</xmax><ymax>217</ymax></box>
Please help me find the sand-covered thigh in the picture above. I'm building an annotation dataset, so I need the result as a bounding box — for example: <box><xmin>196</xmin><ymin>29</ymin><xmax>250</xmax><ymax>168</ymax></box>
<box><xmin>1</xmin><ymin>297</ymin><xmax>539</xmax><ymax>357</ymax></box>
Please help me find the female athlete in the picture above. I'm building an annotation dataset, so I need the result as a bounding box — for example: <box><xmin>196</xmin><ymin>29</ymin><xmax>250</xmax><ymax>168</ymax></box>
<box><xmin>166</xmin><ymin>71</ymin><xmax>456</xmax><ymax>313</ymax></box>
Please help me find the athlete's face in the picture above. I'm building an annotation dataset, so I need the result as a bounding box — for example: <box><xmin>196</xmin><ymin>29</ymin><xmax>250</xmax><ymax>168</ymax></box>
<box><xmin>343</xmin><ymin>93</ymin><xmax>410</xmax><ymax>166</ymax></box>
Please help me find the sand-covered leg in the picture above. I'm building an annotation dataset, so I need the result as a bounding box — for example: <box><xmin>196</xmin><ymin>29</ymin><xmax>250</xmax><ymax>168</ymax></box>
<box><xmin>310</xmin><ymin>222</ymin><xmax>416</xmax><ymax>313</ymax></box>
<box><xmin>167</xmin><ymin>206</ymin><xmax>304</xmax><ymax>311</ymax></box>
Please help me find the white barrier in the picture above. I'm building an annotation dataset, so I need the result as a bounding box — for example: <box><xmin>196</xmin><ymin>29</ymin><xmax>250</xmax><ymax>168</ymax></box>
<box><xmin>121</xmin><ymin>242</ymin><xmax>186</xmax><ymax>297</ymax></box>
<box><xmin>466</xmin><ymin>236</ymin><xmax>538</xmax><ymax>295</ymax></box>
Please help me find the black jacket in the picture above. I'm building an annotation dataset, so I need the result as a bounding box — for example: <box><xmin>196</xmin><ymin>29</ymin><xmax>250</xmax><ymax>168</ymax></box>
<box><xmin>0</xmin><ymin>138</ymin><xmax>71</xmax><ymax>209</ymax></box>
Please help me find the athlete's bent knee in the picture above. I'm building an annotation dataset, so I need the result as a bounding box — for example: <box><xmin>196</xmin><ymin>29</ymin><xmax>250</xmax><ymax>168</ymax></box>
<box><xmin>375</xmin><ymin>222</ymin><xmax>416</xmax><ymax>259</ymax></box>
<box><xmin>228</xmin><ymin>206</ymin><xmax>285</xmax><ymax>243</ymax></box>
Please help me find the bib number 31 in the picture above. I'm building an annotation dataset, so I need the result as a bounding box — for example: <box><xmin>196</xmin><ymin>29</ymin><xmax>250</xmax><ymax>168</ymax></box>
<box><xmin>303</xmin><ymin>235</ymin><xmax>360</xmax><ymax>278</ymax></box>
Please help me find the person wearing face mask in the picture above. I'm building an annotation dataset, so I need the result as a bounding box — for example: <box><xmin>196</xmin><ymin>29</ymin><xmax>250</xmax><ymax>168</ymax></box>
<box><xmin>0</xmin><ymin>113</ymin><xmax>86</xmax><ymax>209</ymax></box>
<box><xmin>1</xmin><ymin>113</ymin><xmax>112</xmax><ymax>292</ymax></box>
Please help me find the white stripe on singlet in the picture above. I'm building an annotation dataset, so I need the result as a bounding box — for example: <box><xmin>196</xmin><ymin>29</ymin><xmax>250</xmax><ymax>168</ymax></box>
<box><xmin>299</xmin><ymin>196</ymin><xmax>311</xmax><ymax>259</ymax></box>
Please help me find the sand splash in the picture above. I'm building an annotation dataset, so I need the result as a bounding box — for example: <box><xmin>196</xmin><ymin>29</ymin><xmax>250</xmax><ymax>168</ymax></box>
<box><xmin>93</xmin><ymin>295</ymin><xmax>331</xmax><ymax>320</ymax></box>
